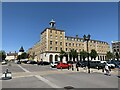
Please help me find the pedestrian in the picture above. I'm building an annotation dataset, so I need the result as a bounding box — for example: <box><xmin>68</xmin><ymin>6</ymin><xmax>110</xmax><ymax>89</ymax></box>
<box><xmin>68</xmin><ymin>65</ymin><xmax>69</xmax><ymax>70</ymax></box>
<box><xmin>72</xmin><ymin>64</ymin><xmax>74</xmax><ymax>71</ymax></box>
<box><xmin>104</xmin><ymin>64</ymin><xmax>111</xmax><ymax>76</ymax></box>
<box><xmin>37</xmin><ymin>60</ymin><xmax>39</xmax><ymax>66</ymax></box>
<box><xmin>76</xmin><ymin>63</ymin><xmax>79</xmax><ymax>71</ymax></box>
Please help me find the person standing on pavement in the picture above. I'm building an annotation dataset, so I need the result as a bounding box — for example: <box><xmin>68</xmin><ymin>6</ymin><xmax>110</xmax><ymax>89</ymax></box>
<box><xmin>76</xmin><ymin>62</ymin><xmax>79</xmax><ymax>71</ymax></box>
<box><xmin>104</xmin><ymin>64</ymin><xmax>111</xmax><ymax>76</ymax></box>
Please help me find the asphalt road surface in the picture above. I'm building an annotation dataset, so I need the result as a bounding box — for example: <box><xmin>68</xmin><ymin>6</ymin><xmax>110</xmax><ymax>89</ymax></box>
<box><xmin>1</xmin><ymin>62</ymin><xmax>119</xmax><ymax>89</ymax></box>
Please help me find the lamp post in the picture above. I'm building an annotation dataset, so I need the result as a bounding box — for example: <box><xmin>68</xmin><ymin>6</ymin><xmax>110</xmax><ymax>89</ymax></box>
<box><xmin>83</xmin><ymin>34</ymin><xmax>91</xmax><ymax>73</ymax></box>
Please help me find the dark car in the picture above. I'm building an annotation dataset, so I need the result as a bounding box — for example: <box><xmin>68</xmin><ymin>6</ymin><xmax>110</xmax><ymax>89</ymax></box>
<box><xmin>109</xmin><ymin>60</ymin><xmax>120</xmax><ymax>68</ymax></box>
<box><xmin>38</xmin><ymin>61</ymin><xmax>50</xmax><ymax>65</ymax></box>
<box><xmin>67</xmin><ymin>61</ymin><xmax>74</xmax><ymax>67</ymax></box>
<box><xmin>89</xmin><ymin>61</ymin><xmax>101</xmax><ymax>68</ymax></box>
<box><xmin>76</xmin><ymin>61</ymin><xmax>82</xmax><ymax>67</ymax></box>
<box><xmin>21</xmin><ymin>60</ymin><xmax>29</xmax><ymax>64</ymax></box>
<box><xmin>79</xmin><ymin>60</ymin><xmax>101</xmax><ymax>68</ymax></box>
<box><xmin>79</xmin><ymin>61</ymin><xmax>88</xmax><ymax>67</ymax></box>
<box><xmin>17</xmin><ymin>61</ymin><xmax>21</xmax><ymax>64</ymax></box>
<box><xmin>98</xmin><ymin>62</ymin><xmax>106</xmax><ymax>69</ymax></box>
<box><xmin>27</xmin><ymin>60</ymin><xmax>37</xmax><ymax>64</ymax></box>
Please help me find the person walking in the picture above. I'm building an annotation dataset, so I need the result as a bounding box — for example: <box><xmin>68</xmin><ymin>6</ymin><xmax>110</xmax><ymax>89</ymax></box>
<box><xmin>76</xmin><ymin>63</ymin><xmax>79</xmax><ymax>71</ymax></box>
<box><xmin>104</xmin><ymin>64</ymin><xmax>111</xmax><ymax>76</ymax></box>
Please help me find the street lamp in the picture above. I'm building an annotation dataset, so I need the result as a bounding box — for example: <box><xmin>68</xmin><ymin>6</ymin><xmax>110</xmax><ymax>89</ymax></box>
<box><xmin>83</xmin><ymin>34</ymin><xmax>91</xmax><ymax>73</ymax></box>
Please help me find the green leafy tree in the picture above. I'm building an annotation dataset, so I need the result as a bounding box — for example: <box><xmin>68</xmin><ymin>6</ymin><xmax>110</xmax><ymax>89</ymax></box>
<box><xmin>90</xmin><ymin>49</ymin><xmax>98</xmax><ymax>60</ymax></box>
<box><xmin>17</xmin><ymin>52</ymin><xmax>28</xmax><ymax>60</ymax></box>
<box><xmin>20</xmin><ymin>52</ymin><xmax>28</xmax><ymax>59</ymax></box>
<box><xmin>69</xmin><ymin>51</ymin><xmax>72</xmax><ymax>61</ymax></box>
<box><xmin>106</xmin><ymin>51</ymin><xmax>113</xmax><ymax>60</ymax></box>
<box><xmin>17</xmin><ymin>55</ymin><xmax>21</xmax><ymax>62</ymax></box>
<box><xmin>59</xmin><ymin>55</ymin><xmax>63</xmax><ymax>62</ymax></box>
<box><xmin>0</xmin><ymin>50</ymin><xmax>6</xmax><ymax>61</ymax></box>
<box><xmin>80</xmin><ymin>50</ymin><xmax>88</xmax><ymax>61</ymax></box>
<box><xmin>64</xmin><ymin>52</ymin><xmax>68</xmax><ymax>62</ymax></box>
<box><xmin>59</xmin><ymin>50</ymin><xmax>66</xmax><ymax>62</ymax></box>
<box><xmin>69</xmin><ymin>49</ymin><xmax>78</xmax><ymax>62</ymax></box>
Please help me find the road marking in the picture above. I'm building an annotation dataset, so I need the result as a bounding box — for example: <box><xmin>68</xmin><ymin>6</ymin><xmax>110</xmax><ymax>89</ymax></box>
<box><xmin>35</xmin><ymin>75</ymin><xmax>61</xmax><ymax>88</ymax></box>
<box><xmin>13</xmin><ymin>75</ymin><xmax>34</xmax><ymax>79</ymax></box>
<box><xmin>17</xmin><ymin>65</ymin><xmax>61</xmax><ymax>88</ymax></box>
<box><xmin>17</xmin><ymin>65</ymin><xmax>30</xmax><ymax>73</ymax></box>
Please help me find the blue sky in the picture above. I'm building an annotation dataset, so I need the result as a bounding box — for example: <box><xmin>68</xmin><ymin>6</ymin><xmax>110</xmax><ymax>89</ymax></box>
<box><xmin>2</xmin><ymin>2</ymin><xmax>118</xmax><ymax>53</ymax></box>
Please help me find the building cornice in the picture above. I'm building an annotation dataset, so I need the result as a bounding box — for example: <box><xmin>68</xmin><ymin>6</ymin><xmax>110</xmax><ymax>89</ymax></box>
<box><xmin>41</xmin><ymin>28</ymin><xmax>64</xmax><ymax>34</ymax></box>
<box><xmin>65</xmin><ymin>36</ymin><xmax>109</xmax><ymax>44</ymax></box>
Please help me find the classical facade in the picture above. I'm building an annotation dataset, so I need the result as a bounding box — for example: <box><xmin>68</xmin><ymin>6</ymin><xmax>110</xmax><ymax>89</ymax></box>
<box><xmin>112</xmin><ymin>41</ymin><xmax>120</xmax><ymax>54</ymax></box>
<box><xmin>28</xmin><ymin>19</ymin><xmax>110</xmax><ymax>62</ymax></box>
<box><xmin>5</xmin><ymin>51</ymin><xmax>18</xmax><ymax>61</ymax></box>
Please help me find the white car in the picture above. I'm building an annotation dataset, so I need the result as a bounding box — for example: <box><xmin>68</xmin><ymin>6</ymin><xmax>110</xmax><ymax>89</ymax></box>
<box><xmin>2</xmin><ymin>61</ymin><xmax>7</xmax><ymax>65</ymax></box>
<box><xmin>51</xmin><ymin>61</ymin><xmax>59</xmax><ymax>68</ymax></box>
<box><xmin>100</xmin><ymin>61</ymin><xmax>115</xmax><ymax>68</ymax></box>
<box><xmin>107</xmin><ymin>62</ymin><xmax>115</xmax><ymax>68</ymax></box>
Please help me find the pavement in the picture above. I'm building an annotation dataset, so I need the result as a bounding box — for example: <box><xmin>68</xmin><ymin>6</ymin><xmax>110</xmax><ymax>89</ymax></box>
<box><xmin>1</xmin><ymin>62</ymin><xmax>119</xmax><ymax>89</ymax></box>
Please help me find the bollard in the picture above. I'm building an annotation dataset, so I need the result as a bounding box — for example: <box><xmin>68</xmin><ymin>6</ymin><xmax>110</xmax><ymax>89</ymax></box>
<box><xmin>5</xmin><ymin>71</ymin><xmax>7</xmax><ymax>78</ymax></box>
<box><xmin>6</xmin><ymin>68</ymin><xmax>9</xmax><ymax>73</ymax></box>
<box><xmin>102</xmin><ymin>68</ymin><xmax>104</xmax><ymax>72</ymax></box>
<box><xmin>72</xmin><ymin>65</ymin><xmax>74</xmax><ymax>71</ymax></box>
<box><xmin>77</xmin><ymin>67</ymin><xmax>79</xmax><ymax>71</ymax></box>
<box><xmin>61</xmin><ymin>67</ymin><xmax>62</xmax><ymax>71</ymax></box>
<box><xmin>68</xmin><ymin>66</ymin><xmax>69</xmax><ymax>70</ymax></box>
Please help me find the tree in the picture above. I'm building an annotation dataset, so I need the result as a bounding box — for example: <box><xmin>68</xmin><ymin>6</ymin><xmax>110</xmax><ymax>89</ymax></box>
<box><xmin>59</xmin><ymin>55</ymin><xmax>63</xmax><ymax>62</ymax></box>
<box><xmin>59</xmin><ymin>50</ymin><xmax>66</xmax><ymax>62</ymax></box>
<box><xmin>69</xmin><ymin>51</ymin><xmax>72</xmax><ymax>61</ymax></box>
<box><xmin>106</xmin><ymin>51</ymin><xmax>113</xmax><ymax>60</ymax></box>
<box><xmin>80</xmin><ymin>50</ymin><xmax>88</xmax><ymax>61</ymax></box>
<box><xmin>90</xmin><ymin>49</ymin><xmax>98</xmax><ymax>60</ymax></box>
<box><xmin>69</xmin><ymin>49</ymin><xmax>78</xmax><ymax>62</ymax></box>
<box><xmin>20</xmin><ymin>52</ymin><xmax>28</xmax><ymax>59</ymax></box>
<box><xmin>17</xmin><ymin>52</ymin><xmax>28</xmax><ymax>60</ymax></box>
<box><xmin>17</xmin><ymin>55</ymin><xmax>20</xmax><ymax>60</ymax></box>
<box><xmin>64</xmin><ymin>52</ymin><xmax>68</xmax><ymax>62</ymax></box>
<box><xmin>0</xmin><ymin>50</ymin><xmax>6</xmax><ymax>61</ymax></box>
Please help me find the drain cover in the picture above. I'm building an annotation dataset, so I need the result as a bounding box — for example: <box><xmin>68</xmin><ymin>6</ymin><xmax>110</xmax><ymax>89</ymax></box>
<box><xmin>64</xmin><ymin>86</ymin><xmax>74</xmax><ymax>89</ymax></box>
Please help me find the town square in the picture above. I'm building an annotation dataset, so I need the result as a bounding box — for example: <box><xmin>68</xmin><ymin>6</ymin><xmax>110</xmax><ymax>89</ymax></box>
<box><xmin>0</xmin><ymin>1</ymin><xmax>120</xmax><ymax>90</ymax></box>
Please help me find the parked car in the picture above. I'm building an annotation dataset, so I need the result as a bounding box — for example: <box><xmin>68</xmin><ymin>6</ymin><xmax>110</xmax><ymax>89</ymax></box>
<box><xmin>76</xmin><ymin>61</ymin><xmax>82</xmax><ymax>67</ymax></box>
<box><xmin>98</xmin><ymin>62</ymin><xmax>106</xmax><ymax>69</ymax></box>
<box><xmin>20</xmin><ymin>59</ymin><xmax>29</xmax><ymax>64</ymax></box>
<box><xmin>38</xmin><ymin>61</ymin><xmax>50</xmax><ymax>65</ymax></box>
<box><xmin>56</xmin><ymin>62</ymin><xmax>71</xmax><ymax>69</ymax></box>
<box><xmin>17</xmin><ymin>61</ymin><xmax>21</xmax><ymax>64</ymax></box>
<box><xmin>2</xmin><ymin>60</ymin><xmax>7</xmax><ymax>65</ymax></box>
<box><xmin>89</xmin><ymin>60</ymin><xmax>101</xmax><ymax>68</ymax></box>
<box><xmin>51</xmin><ymin>61</ymin><xmax>59</xmax><ymax>68</ymax></box>
<box><xmin>106</xmin><ymin>61</ymin><xmax>115</xmax><ymax>68</ymax></box>
<box><xmin>27</xmin><ymin>60</ymin><xmax>37</xmax><ymax>64</ymax></box>
<box><xmin>79</xmin><ymin>60</ymin><xmax>101</xmax><ymax>68</ymax></box>
<box><xmin>109</xmin><ymin>60</ymin><xmax>120</xmax><ymax>68</ymax></box>
<box><xmin>79</xmin><ymin>61</ymin><xmax>88</xmax><ymax>67</ymax></box>
<box><xmin>22</xmin><ymin>60</ymin><xmax>29</xmax><ymax>64</ymax></box>
<box><xmin>67</xmin><ymin>61</ymin><xmax>74</xmax><ymax>67</ymax></box>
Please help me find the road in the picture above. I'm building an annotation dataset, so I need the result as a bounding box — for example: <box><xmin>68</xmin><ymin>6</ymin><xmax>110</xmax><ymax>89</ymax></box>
<box><xmin>1</xmin><ymin>62</ymin><xmax>119</xmax><ymax>89</ymax></box>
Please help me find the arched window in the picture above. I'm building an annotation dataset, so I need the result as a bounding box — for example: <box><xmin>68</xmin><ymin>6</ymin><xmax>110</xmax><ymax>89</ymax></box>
<box><xmin>55</xmin><ymin>55</ymin><xmax>58</xmax><ymax>61</ymax></box>
<box><xmin>49</xmin><ymin>55</ymin><xmax>53</xmax><ymax>63</ymax></box>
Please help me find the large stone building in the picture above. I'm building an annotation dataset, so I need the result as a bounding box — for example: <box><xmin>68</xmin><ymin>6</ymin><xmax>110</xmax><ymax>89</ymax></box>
<box><xmin>5</xmin><ymin>51</ymin><xmax>18</xmax><ymax>61</ymax></box>
<box><xmin>112</xmin><ymin>41</ymin><xmax>120</xmax><ymax>54</ymax></box>
<box><xmin>28</xmin><ymin>19</ymin><xmax>110</xmax><ymax>62</ymax></box>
